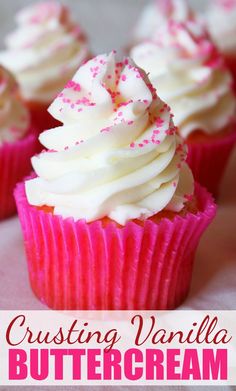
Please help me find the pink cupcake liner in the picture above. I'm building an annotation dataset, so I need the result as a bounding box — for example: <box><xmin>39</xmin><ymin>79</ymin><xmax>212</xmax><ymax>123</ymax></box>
<box><xmin>0</xmin><ymin>131</ymin><xmax>37</xmax><ymax>220</ymax></box>
<box><xmin>224</xmin><ymin>55</ymin><xmax>236</xmax><ymax>92</ymax></box>
<box><xmin>14</xmin><ymin>182</ymin><xmax>216</xmax><ymax>310</ymax></box>
<box><xmin>187</xmin><ymin>130</ymin><xmax>236</xmax><ymax>198</ymax></box>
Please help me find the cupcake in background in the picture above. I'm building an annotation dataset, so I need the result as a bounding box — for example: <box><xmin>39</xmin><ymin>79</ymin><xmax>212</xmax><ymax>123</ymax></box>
<box><xmin>0</xmin><ymin>1</ymin><xmax>90</xmax><ymax>135</ymax></box>
<box><xmin>131</xmin><ymin>20</ymin><xmax>236</xmax><ymax>197</ymax></box>
<box><xmin>132</xmin><ymin>0</ymin><xmax>194</xmax><ymax>45</ymax></box>
<box><xmin>206</xmin><ymin>0</ymin><xmax>236</xmax><ymax>91</ymax></box>
<box><xmin>0</xmin><ymin>66</ymin><xmax>37</xmax><ymax>219</ymax></box>
<box><xmin>15</xmin><ymin>52</ymin><xmax>216</xmax><ymax>310</ymax></box>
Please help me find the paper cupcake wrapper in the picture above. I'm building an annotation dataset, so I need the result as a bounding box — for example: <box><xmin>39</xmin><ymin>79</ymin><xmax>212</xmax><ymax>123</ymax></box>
<box><xmin>15</xmin><ymin>182</ymin><xmax>216</xmax><ymax>310</ymax></box>
<box><xmin>0</xmin><ymin>132</ymin><xmax>37</xmax><ymax>220</ymax></box>
<box><xmin>187</xmin><ymin>130</ymin><xmax>236</xmax><ymax>198</ymax></box>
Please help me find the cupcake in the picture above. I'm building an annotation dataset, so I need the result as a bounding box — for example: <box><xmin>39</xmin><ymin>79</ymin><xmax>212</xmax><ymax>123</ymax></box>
<box><xmin>0</xmin><ymin>66</ymin><xmax>37</xmax><ymax>219</ymax></box>
<box><xmin>132</xmin><ymin>0</ymin><xmax>194</xmax><ymax>45</ymax></box>
<box><xmin>206</xmin><ymin>0</ymin><xmax>236</xmax><ymax>91</ymax></box>
<box><xmin>131</xmin><ymin>20</ymin><xmax>236</xmax><ymax>197</ymax></box>
<box><xmin>0</xmin><ymin>1</ymin><xmax>90</xmax><ymax>135</ymax></box>
<box><xmin>15</xmin><ymin>52</ymin><xmax>216</xmax><ymax>310</ymax></box>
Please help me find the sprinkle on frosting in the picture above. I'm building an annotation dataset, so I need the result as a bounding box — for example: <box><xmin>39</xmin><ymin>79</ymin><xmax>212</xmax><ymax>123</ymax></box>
<box><xmin>131</xmin><ymin>20</ymin><xmax>236</xmax><ymax>138</ymax></box>
<box><xmin>0</xmin><ymin>66</ymin><xmax>30</xmax><ymax>145</ymax></box>
<box><xmin>25</xmin><ymin>52</ymin><xmax>194</xmax><ymax>225</ymax></box>
<box><xmin>0</xmin><ymin>1</ymin><xmax>89</xmax><ymax>103</ymax></box>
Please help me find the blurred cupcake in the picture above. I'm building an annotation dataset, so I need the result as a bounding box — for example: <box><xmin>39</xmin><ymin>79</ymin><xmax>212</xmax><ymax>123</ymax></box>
<box><xmin>131</xmin><ymin>20</ymin><xmax>236</xmax><ymax>197</ymax></box>
<box><xmin>0</xmin><ymin>1</ymin><xmax>90</xmax><ymax>135</ymax></box>
<box><xmin>132</xmin><ymin>0</ymin><xmax>194</xmax><ymax>45</ymax></box>
<box><xmin>206</xmin><ymin>0</ymin><xmax>236</xmax><ymax>91</ymax></box>
<box><xmin>0</xmin><ymin>66</ymin><xmax>37</xmax><ymax>219</ymax></box>
<box><xmin>15</xmin><ymin>52</ymin><xmax>216</xmax><ymax>310</ymax></box>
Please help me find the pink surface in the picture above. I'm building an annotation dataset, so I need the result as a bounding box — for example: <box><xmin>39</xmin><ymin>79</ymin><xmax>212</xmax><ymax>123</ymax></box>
<box><xmin>14</xmin><ymin>182</ymin><xmax>215</xmax><ymax>310</ymax></box>
<box><xmin>0</xmin><ymin>131</ymin><xmax>37</xmax><ymax>220</ymax></box>
<box><xmin>1</xmin><ymin>148</ymin><xmax>236</xmax><ymax>311</ymax></box>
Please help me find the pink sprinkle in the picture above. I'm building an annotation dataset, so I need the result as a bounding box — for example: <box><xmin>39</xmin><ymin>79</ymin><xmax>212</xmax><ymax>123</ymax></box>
<box><xmin>156</xmin><ymin>117</ymin><xmax>164</xmax><ymax>126</ymax></box>
<box><xmin>118</xmin><ymin>112</ymin><xmax>123</xmax><ymax>117</ymax></box>
<box><xmin>65</xmin><ymin>80</ymin><xmax>81</xmax><ymax>91</ymax></box>
<box><xmin>138</xmin><ymin>143</ymin><xmax>144</xmax><ymax>148</ymax></box>
<box><xmin>48</xmin><ymin>149</ymin><xmax>57</xmax><ymax>153</ymax></box>
<box><xmin>176</xmin><ymin>144</ymin><xmax>184</xmax><ymax>153</ymax></box>
<box><xmin>121</xmin><ymin>75</ymin><xmax>127</xmax><ymax>82</ymax></box>
<box><xmin>184</xmin><ymin>194</ymin><xmax>193</xmax><ymax>202</ymax></box>
<box><xmin>100</xmin><ymin>126</ymin><xmax>111</xmax><ymax>133</ymax></box>
<box><xmin>128</xmin><ymin>120</ymin><xmax>134</xmax><ymax>125</ymax></box>
<box><xmin>130</xmin><ymin>142</ymin><xmax>135</xmax><ymax>148</ymax></box>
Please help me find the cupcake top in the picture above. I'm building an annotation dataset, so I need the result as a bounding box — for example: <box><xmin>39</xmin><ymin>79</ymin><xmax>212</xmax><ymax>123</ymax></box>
<box><xmin>131</xmin><ymin>21</ymin><xmax>236</xmax><ymax>138</ymax></box>
<box><xmin>25</xmin><ymin>52</ymin><xmax>194</xmax><ymax>226</ymax></box>
<box><xmin>133</xmin><ymin>0</ymin><xmax>194</xmax><ymax>44</ymax></box>
<box><xmin>0</xmin><ymin>66</ymin><xmax>30</xmax><ymax>145</ymax></box>
<box><xmin>0</xmin><ymin>1</ymin><xmax>89</xmax><ymax>103</ymax></box>
<box><xmin>206</xmin><ymin>0</ymin><xmax>236</xmax><ymax>55</ymax></box>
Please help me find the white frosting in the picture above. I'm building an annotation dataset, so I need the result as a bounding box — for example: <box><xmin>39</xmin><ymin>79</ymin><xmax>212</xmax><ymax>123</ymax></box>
<box><xmin>25</xmin><ymin>52</ymin><xmax>194</xmax><ymax>226</ymax></box>
<box><xmin>206</xmin><ymin>0</ymin><xmax>236</xmax><ymax>54</ymax></box>
<box><xmin>0</xmin><ymin>1</ymin><xmax>89</xmax><ymax>103</ymax></box>
<box><xmin>131</xmin><ymin>21</ymin><xmax>236</xmax><ymax>138</ymax></box>
<box><xmin>0</xmin><ymin>66</ymin><xmax>30</xmax><ymax>145</ymax></box>
<box><xmin>133</xmin><ymin>0</ymin><xmax>194</xmax><ymax>43</ymax></box>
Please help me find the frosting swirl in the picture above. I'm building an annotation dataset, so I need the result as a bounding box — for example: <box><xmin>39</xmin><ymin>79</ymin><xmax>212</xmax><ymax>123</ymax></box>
<box><xmin>0</xmin><ymin>66</ymin><xmax>30</xmax><ymax>145</ymax></box>
<box><xmin>133</xmin><ymin>0</ymin><xmax>194</xmax><ymax>44</ymax></box>
<box><xmin>26</xmin><ymin>52</ymin><xmax>193</xmax><ymax>225</ymax></box>
<box><xmin>206</xmin><ymin>0</ymin><xmax>236</xmax><ymax>54</ymax></box>
<box><xmin>131</xmin><ymin>21</ymin><xmax>236</xmax><ymax>138</ymax></box>
<box><xmin>0</xmin><ymin>1</ymin><xmax>89</xmax><ymax>103</ymax></box>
